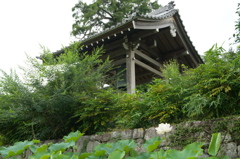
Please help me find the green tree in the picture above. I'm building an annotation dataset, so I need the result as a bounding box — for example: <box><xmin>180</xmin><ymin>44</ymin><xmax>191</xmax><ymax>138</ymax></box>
<box><xmin>233</xmin><ymin>3</ymin><xmax>240</xmax><ymax>43</ymax></box>
<box><xmin>71</xmin><ymin>0</ymin><xmax>160</xmax><ymax>38</ymax></box>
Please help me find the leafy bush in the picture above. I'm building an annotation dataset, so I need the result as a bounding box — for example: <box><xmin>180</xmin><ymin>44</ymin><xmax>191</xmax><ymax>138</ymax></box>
<box><xmin>0</xmin><ymin>42</ymin><xmax>115</xmax><ymax>143</ymax></box>
<box><xmin>183</xmin><ymin>45</ymin><xmax>240</xmax><ymax>119</ymax></box>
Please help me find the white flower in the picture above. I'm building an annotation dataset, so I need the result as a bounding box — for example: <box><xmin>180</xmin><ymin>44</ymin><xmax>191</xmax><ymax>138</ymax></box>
<box><xmin>155</xmin><ymin>123</ymin><xmax>172</xmax><ymax>135</ymax></box>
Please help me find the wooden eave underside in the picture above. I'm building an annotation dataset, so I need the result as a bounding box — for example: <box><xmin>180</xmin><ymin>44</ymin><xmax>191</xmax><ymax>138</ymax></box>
<box><xmin>79</xmin><ymin>17</ymin><xmax>200</xmax><ymax>86</ymax></box>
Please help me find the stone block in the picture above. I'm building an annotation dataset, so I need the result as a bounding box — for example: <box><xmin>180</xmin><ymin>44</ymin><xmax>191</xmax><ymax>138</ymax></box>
<box><xmin>144</xmin><ymin>127</ymin><xmax>158</xmax><ymax>140</ymax></box>
<box><xmin>135</xmin><ymin>138</ymin><xmax>145</xmax><ymax>153</ymax></box>
<box><xmin>223</xmin><ymin>133</ymin><xmax>232</xmax><ymax>142</ymax></box>
<box><xmin>133</xmin><ymin>128</ymin><xmax>144</xmax><ymax>139</ymax></box>
<box><xmin>120</xmin><ymin>129</ymin><xmax>133</xmax><ymax>140</ymax></box>
<box><xmin>238</xmin><ymin>145</ymin><xmax>240</xmax><ymax>157</ymax></box>
<box><xmin>76</xmin><ymin>135</ymin><xmax>90</xmax><ymax>153</ymax></box>
<box><xmin>219</xmin><ymin>142</ymin><xmax>238</xmax><ymax>159</ymax></box>
<box><xmin>111</xmin><ymin>130</ymin><xmax>122</xmax><ymax>140</ymax></box>
<box><xmin>86</xmin><ymin>141</ymin><xmax>101</xmax><ymax>153</ymax></box>
<box><xmin>90</xmin><ymin>135</ymin><xmax>97</xmax><ymax>141</ymax></box>
<box><xmin>95</xmin><ymin>133</ymin><xmax>111</xmax><ymax>142</ymax></box>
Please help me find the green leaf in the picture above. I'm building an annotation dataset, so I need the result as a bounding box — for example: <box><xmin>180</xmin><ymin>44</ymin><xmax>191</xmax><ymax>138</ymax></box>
<box><xmin>32</xmin><ymin>140</ymin><xmax>41</xmax><ymax>144</ymax></box>
<box><xmin>129</xmin><ymin>152</ymin><xmax>150</xmax><ymax>159</ymax></box>
<box><xmin>208</xmin><ymin>133</ymin><xmax>222</xmax><ymax>156</ymax></box>
<box><xmin>94</xmin><ymin>150</ymin><xmax>106</xmax><ymax>156</ymax></box>
<box><xmin>29</xmin><ymin>144</ymin><xmax>48</xmax><ymax>153</ymax></box>
<box><xmin>51</xmin><ymin>153</ymin><xmax>78</xmax><ymax>159</ymax></box>
<box><xmin>94</xmin><ymin>142</ymin><xmax>125</xmax><ymax>155</ymax></box>
<box><xmin>86</xmin><ymin>154</ymin><xmax>107</xmax><ymax>159</ymax></box>
<box><xmin>0</xmin><ymin>140</ymin><xmax>35</xmax><ymax>158</ymax></box>
<box><xmin>149</xmin><ymin>149</ymin><xmax>166</xmax><ymax>159</ymax></box>
<box><xmin>201</xmin><ymin>157</ymin><xmax>221</xmax><ymax>159</ymax></box>
<box><xmin>143</xmin><ymin>137</ymin><xmax>161</xmax><ymax>153</ymax></box>
<box><xmin>118</xmin><ymin>140</ymin><xmax>137</xmax><ymax>152</ymax></box>
<box><xmin>48</xmin><ymin>141</ymin><xmax>75</xmax><ymax>153</ymax></box>
<box><xmin>63</xmin><ymin>130</ymin><xmax>84</xmax><ymax>143</ymax></box>
<box><xmin>8</xmin><ymin>157</ymin><xmax>19</xmax><ymax>159</ymax></box>
<box><xmin>129</xmin><ymin>148</ymin><xmax>138</xmax><ymax>157</ymax></box>
<box><xmin>78</xmin><ymin>153</ymin><xmax>92</xmax><ymax>159</ymax></box>
<box><xmin>166</xmin><ymin>142</ymin><xmax>203</xmax><ymax>159</ymax></box>
<box><xmin>29</xmin><ymin>151</ymin><xmax>51</xmax><ymax>159</ymax></box>
<box><xmin>108</xmin><ymin>150</ymin><xmax>125</xmax><ymax>159</ymax></box>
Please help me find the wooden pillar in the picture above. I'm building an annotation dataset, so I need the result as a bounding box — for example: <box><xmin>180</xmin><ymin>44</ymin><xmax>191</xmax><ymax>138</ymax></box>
<box><xmin>126</xmin><ymin>47</ymin><xmax>136</xmax><ymax>94</ymax></box>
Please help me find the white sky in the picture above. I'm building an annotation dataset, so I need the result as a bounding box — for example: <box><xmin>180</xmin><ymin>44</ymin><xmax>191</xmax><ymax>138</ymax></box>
<box><xmin>0</xmin><ymin>0</ymin><xmax>239</xmax><ymax>75</ymax></box>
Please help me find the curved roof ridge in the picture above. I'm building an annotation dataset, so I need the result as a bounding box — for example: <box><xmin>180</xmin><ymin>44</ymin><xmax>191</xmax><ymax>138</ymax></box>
<box><xmin>141</xmin><ymin>9</ymin><xmax>178</xmax><ymax>20</ymax></box>
<box><xmin>147</xmin><ymin>1</ymin><xmax>175</xmax><ymax>16</ymax></box>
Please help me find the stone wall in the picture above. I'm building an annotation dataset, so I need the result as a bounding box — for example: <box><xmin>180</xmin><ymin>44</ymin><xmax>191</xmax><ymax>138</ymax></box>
<box><xmin>72</xmin><ymin>124</ymin><xmax>240</xmax><ymax>159</ymax></box>
<box><xmin>3</xmin><ymin>118</ymin><xmax>240</xmax><ymax>159</ymax></box>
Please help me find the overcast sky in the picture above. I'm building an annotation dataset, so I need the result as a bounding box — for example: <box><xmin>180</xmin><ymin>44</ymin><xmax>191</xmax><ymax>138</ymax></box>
<box><xmin>0</xmin><ymin>0</ymin><xmax>239</xmax><ymax>75</ymax></box>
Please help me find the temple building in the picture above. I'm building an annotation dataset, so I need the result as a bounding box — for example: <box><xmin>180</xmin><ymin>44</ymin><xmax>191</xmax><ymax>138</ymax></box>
<box><xmin>54</xmin><ymin>1</ymin><xmax>203</xmax><ymax>94</ymax></box>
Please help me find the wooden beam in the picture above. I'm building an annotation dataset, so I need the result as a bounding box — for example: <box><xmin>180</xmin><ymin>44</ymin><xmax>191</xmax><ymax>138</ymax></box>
<box><xmin>135</xmin><ymin>50</ymin><xmax>163</xmax><ymax>69</ymax></box>
<box><xmin>126</xmin><ymin>49</ymin><xmax>136</xmax><ymax>94</ymax></box>
<box><xmin>135</xmin><ymin>59</ymin><xmax>162</xmax><ymax>77</ymax></box>
<box><xmin>112</xmin><ymin>58</ymin><xmax>126</xmax><ymax>66</ymax></box>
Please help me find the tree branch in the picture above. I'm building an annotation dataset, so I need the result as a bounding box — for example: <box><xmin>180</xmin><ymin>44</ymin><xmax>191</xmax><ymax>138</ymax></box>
<box><xmin>101</xmin><ymin>8</ymin><xmax>113</xmax><ymax>19</ymax></box>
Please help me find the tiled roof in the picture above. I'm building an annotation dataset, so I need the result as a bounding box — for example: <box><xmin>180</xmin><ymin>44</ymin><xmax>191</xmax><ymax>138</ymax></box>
<box><xmin>81</xmin><ymin>1</ymin><xmax>178</xmax><ymax>43</ymax></box>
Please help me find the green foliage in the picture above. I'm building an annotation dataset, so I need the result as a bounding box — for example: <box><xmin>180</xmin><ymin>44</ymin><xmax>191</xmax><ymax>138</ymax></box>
<box><xmin>139</xmin><ymin>61</ymin><xmax>188</xmax><ymax>125</ymax></box>
<box><xmin>233</xmin><ymin>3</ymin><xmax>240</xmax><ymax>44</ymax></box>
<box><xmin>0</xmin><ymin>42</ymin><xmax>239</xmax><ymax>144</ymax></box>
<box><xmin>169</xmin><ymin>125</ymin><xmax>205</xmax><ymax>148</ymax></box>
<box><xmin>71</xmin><ymin>0</ymin><xmax>160</xmax><ymax>38</ymax></box>
<box><xmin>72</xmin><ymin>89</ymin><xmax>119</xmax><ymax>134</ymax></box>
<box><xmin>0</xmin><ymin>130</ymin><xmax>83</xmax><ymax>159</ymax></box>
<box><xmin>0</xmin><ymin>140</ymin><xmax>39</xmax><ymax>158</ymax></box>
<box><xmin>0</xmin><ymin>42</ymin><xmax>115</xmax><ymax>143</ymax></box>
<box><xmin>208</xmin><ymin>133</ymin><xmax>221</xmax><ymax>156</ymax></box>
<box><xmin>0</xmin><ymin>131</ymin><xmax>229</xmax><ymax>159</ymax></box>
<box><xmin>73</xmin><ymin>44</ymin><xmax>239</xmax><ymax>130</ymax></box>
<box><xmin>143</xmin><ymin>137</ymin><xmax>162</xmax><ymax>153</ymax></box>
<box><xmin>210</xmin><ymin>117</ymin><xmax>240</xmax><ymax>145</ymax></box>
<box><xmin>167</xmin><ymin>142</ymin><xmax>203</xmax><ymax>159</ymax></box>
<box><xmin>183</xmin><ymin>44</ymin><xmax>240</xmax><ymax>119</ymax></box>
<box><xmin>63</xmin><ymin>131</ymin><xmax>84</xmax><ymax>143</ymax></box>
<box><xmin>114</xmin><ymin>92</ymin><xmax>146</xmax><ymax>129</ymax></box>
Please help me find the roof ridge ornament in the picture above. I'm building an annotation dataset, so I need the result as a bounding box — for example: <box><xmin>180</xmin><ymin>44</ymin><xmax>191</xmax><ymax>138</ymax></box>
<box><xmin>122</xmin><ymin>10</ymin><xmax>138</xmax><ymax>23</ymax></box>
<box><xmin>147</xmin><ymin>1</ymin><xmax>175</xmax><ymax>16</ymax></box>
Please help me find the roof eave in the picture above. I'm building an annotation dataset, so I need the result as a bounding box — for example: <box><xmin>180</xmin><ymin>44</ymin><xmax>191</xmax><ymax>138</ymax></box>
<box><xmin>173</xmin><ymin>12</ymin><xmax>204</xmax><ymax>64</ymax></box>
